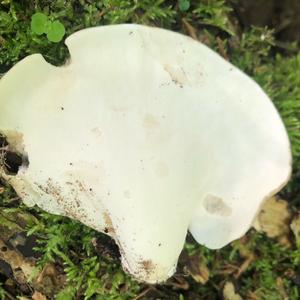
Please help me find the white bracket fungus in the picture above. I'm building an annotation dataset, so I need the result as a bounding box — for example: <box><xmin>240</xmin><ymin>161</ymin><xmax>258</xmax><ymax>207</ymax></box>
<box><xmin>0</xmin><ymin>24</ymin><xmax>291</xmax><ymax>283</ymax></box>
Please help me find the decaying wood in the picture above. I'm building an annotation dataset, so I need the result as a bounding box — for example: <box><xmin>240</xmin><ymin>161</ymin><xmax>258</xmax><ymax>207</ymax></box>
<box><xmin>0</xmin><ymin>238</ymin><xmax>35</xmax><ymax>285</ymax></box>
<box><xmin>0</xmin><ymin>206</ymin><xmax>65</xmax><ymax>299</ymax></box>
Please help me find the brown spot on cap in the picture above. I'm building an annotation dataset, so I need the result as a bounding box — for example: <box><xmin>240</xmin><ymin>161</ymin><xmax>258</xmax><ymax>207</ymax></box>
<box><xmin>139</xmin><ymin>259</ymin><xmax>156</xmax><ymax>277</ymax></box>
<box><xmin>103</xmin><ymin>212</ymin><xmax>115</xmax><ymax>235</ymax></box>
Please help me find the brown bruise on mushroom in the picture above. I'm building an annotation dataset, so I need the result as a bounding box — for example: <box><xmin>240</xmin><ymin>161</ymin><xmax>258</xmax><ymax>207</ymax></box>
<box><xmin>139</xmin><ymin>259</ymin><xmax>156</xmax><ymax>277</ymax></box>
<box><xmin>103</xmin><ymin>211</ymin><xmax>116</xmax><ymax>236</ymax></box>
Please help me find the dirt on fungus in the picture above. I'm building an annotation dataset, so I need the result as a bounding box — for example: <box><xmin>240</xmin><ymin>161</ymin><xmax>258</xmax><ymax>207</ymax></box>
<box><xmin>103</xmin><ymin>211</ymin><xmax>116</xmax><ymax>235</ymax></box>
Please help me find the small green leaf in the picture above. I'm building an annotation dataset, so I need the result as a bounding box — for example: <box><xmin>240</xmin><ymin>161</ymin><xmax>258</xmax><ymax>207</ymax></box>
<box><xmin>31</xmin><ymin>12</ymin><xmax>48</xmax><ymax>35</ymax></box>
<box><xmin>46</xmin><ymin>20</ymin><xmax>65</xmax><ymax>43</ymax></box>
<box><xmin>179</xmin><ymin>0</ymin><xmax>190</xmax><ymax>12</ymax></box>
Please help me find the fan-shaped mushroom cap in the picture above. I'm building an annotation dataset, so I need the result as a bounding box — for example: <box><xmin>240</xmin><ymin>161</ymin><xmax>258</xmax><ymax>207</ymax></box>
<box><xmin>0</xmin><ymin>24</ymin><xmax>291</xmax><ymax>283</ymax></box>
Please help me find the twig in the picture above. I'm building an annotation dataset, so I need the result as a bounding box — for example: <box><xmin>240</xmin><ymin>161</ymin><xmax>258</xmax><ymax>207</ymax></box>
<box><xmin>234</xmin><ymin>254</ymin><xmax>255</xmax><ymax>279</ymax></box>
<box><xmin>182</xmin><ymin>18</ymin><xmax>198</xmax><ymax>40</ymax></box>
<box><xmin>132</xmin><ymin>287</ymin><xmax>153</xmax><ymax>300</ymax></box>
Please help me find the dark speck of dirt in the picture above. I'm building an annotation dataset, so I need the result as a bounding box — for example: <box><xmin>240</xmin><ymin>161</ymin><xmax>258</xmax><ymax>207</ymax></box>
<box><xmin>14</xmin><ymin>267</ymin><xmax>21</xmax><ymax>272</ymax></box>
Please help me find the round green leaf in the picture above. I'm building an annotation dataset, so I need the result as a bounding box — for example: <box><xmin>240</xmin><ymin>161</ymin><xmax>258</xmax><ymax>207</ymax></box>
<box><xmin>31</xmin><ymin>12</ymin><xmax>48</xmax><ymax>35</ymax></box>
<box><xmin>179</xmin><ymin>0</ymin><xmax>190</xmax><ymax>12</ymax></box>
<box><xmin>47</xmin><ymin>21</ymin><xmax>66</xmax><ymax>43</ymax></box>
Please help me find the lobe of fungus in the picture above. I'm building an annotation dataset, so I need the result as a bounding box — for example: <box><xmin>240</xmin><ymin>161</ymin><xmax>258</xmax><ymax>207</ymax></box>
<box><xmin>0</xmin><ymin>24</ymin><xmax>291</xmax><ymax>283</ymax></box>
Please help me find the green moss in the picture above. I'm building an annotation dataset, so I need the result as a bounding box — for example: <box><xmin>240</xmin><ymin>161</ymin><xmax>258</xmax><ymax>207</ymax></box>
<box><xmin>25</xmin><ymin>212</ymin><xmax>140</xmax><ymax>299</ymax></box>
